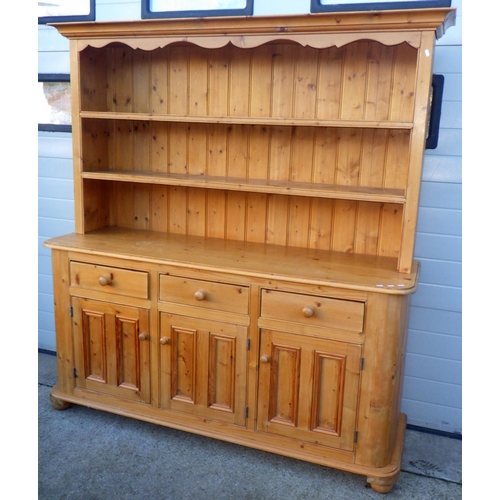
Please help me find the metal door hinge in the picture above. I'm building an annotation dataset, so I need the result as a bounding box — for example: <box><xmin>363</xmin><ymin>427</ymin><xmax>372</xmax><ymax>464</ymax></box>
<box><xmin>245</xmin><ymin>406</ymin><xmax>249</xmax><ymax>418</ymax></box>
<box><xmin>247</xmin><ymin>338</ymin><xmax>251</xmax><ymax>351</ymax></box>
<box><xmin>360</xmin><ymin>357</ymin><xmax>364</xmax><ymax>371</ymax></box>
<box><xmin>73</xmin><ymin>367</ymin><xmax>77</xmax><ymax>378</ymax></box>
<box><xmin>354</xmin><ymin>430</ymin><xmax>358</xmax><ymax>443</ymax></box>
<box><xmin>69</xmin><ymin>306</ymin><xmax>73</xmax><ymax>317</ymax></box>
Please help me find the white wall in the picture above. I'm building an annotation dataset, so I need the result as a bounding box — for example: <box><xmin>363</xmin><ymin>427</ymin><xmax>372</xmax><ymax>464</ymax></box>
<box><xmin>38</xmin><ymin>0</ymin><xmax>462</xmax><ymax>434</ymax></box>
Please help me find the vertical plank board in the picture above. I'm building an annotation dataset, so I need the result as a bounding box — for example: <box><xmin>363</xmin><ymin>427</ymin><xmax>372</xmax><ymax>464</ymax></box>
<box><xmin>389</xmin><ymin>43</ymin><xmax>418</xmax><ymax>122</ymax></box>
<box><xmin>150</xmin><ymin>185</ymin><xmax>169</xmax><ymax>233</ymax></box>
<box><xmin>113</xmin><ymin>183</ymin><xmax>135</xmax><ymax>228</ymax></box>
<box><xmin>207</xmin><ymin>124</ymin><xmax>227</xmax><ymax>176</ymax></box>
<box><xmin>354</xmin><ymin>202</ymin><xmax>381</xmax><ymax>256</ymax></box>
<box><xmin>364</xmin><ymin>43</ymin><xmax>394</xmax><ymax>121</ymax></box>
<box><xmin>133</xmin><ymin>50</ymin><xmax>151</xmax><ymax>113</ymax></box>
<box><xmin>248</xmin><ymin>125</ymin><xmax>270</xmax><ymax>180</ymax></box>
<box><xmin>226</xmin><ymin>123</ymin><xmax>248</xmax><ymax>241</ymax></box>
<box><xmin>226</xmin><ymin>191</ymin><xmax>247</xmax><ymax>241</ymax></box>
<box><xmin>187</xmin><ymin>125</ymin><xmax>207</xmax><ymax>234</ymax></box>
<box><xmin>336</xmin><ymin>128</ymin><xmax>361</xmax><ymax>187</ymax></box>
<box><xmin>331</xmin><ymin>200</ymin><xmax>357</xmax><ymax>254</ymax></box>
<box><xmin>189</xmin><ymin>46</ymin><xmax>209</xmax><ymax>116</ymax></box>
<box><xmin>186</xmin><ymin>187</ymin><xmax>206</xmax><ymax>237</ymax></box>
<box><xmin>227</xmin><ymin>125</ymin><xmax>248</xmax><ymax>178</ymax></box>
<box><xmin>151</xmin><ymin>47</ymin><xmax>169</xmax><ymax>114</ymax></box>
<box><xmin>266</xmin><ymin>194</ymin><xmax>289</xmax><ymax>246</ymax></box>
<box><xmin>105</xmin><ymin>46</ymin><xmax>115</xmax><ymax>112</ymax></box>
<box><xmin>133</xmin><ymin>184</ymin><xmax>151</xmax><ymax>231</ymax></box>
<box><xmin>359</xmin><ymin>129</ymin><xmax>387</xmax><ymax>188</ymax></box>
<box><xmin>169</xmin><ymin>45</ymin><xmax>189</xmax><ymax>114</ymax></box>
<box><xmin>246</xmin><ymin>193</ymin><xmax>267</xmax><ymax>243</ymax></box>
<box><xmin>229</xmin><ymin>45</ymin><xmax>251</xmax><ymax>117</ymax></box>
<box><xmin>151</xmin><ymin>122</ymin><xmax>169</xmax><ymax>173</ymax></box>
<box><xmin>309</xmin><ymin>198</ymin><xmax>334</xmax><ymax>251</ymax></box>
<box><xmin>114</xmin><ymin>120</ymin><xmax>134</xmax><ymax>170</ymax></box>
<box><xmin>269</xmin><ymin>126</ymin><xmax>292</xmax><ymax>181</ymax></box>
<box><xmin>290</xmin><ymin>127</ymin><xmax>315</xmax><ymax>183</ymax></box>
<box><xmin>80</xmin><ymin>47</ymin><xmax>107</xmax><ymax>112</ymax></box>
<box><xmin>384</xmin><ymin>130</ymin><xmax>410</xmax><ymax>190</ymax></box>
<box><xmin>111</xmin><ymin>46</ymin><xmax>133</xmax><ymax>113</ymax></box>
<box><xmin>188</xmin><ymin>123</ymin><xmax>208</xmax><ymax>176</ymax></box>
<box><xmin>81</xmin><ymin>119</ymin><xmax>110</xmax><ymax>171</ymax></box>
<box><xmin>316</xmin><ymin>46</ymin><xmax>344</xmax><ymax>120</ymax></box>
<box><xmin>250</xmin><ymin>45</ymin><xmax>273</xmax><ymax>118</ymax></box>
<box><xmin>168</xmin><ymin>123</ymin><xmax>188</xmax><ymax>174</ymax></box>
<box><xmin>288</xmin><ymin>196</ymin><xmax>311</xmax><ymax>248</ymax></box>
<box><xmin>271</xmin><ymin>44</ymin><xmax>296</xmax><ymax>119</ymax></box>
<box><xmin>378</xmin><ymin>203</ymin><xmax>403</xmax><ymax>258</ymax></box>
<box><xmin>206</xmin><ymin>190</ymin><xmax>226</xmax><ymax>239</ymax></box>
<box><xmin>168</xmin><ymin>186</ymin><xmax>187</xmax><ymax>234</ymax></box>
<box><xmin>82</xmin><ymin>179</ymin><xmax>110</xmax><ymax>232</ymax></box>
<box><xmin>133</xmin><ymin>121</ymin><xmax>151</xmax><ymax>172</ymax></box>
<box><xmin>340</xmin><ymin>42</ymin><xmax>368</xmax><ymax>121</ymax></box>
<box><xmin>208</xmin><ymin>45</ymin><xmax>229</xmax><ymax>116</ymax></box>
<box><xmin>294</xmin><ymin>47</ymin><xmax>319</xmax><ymax>119</ymax></box>
<box><xmin>169</xmin><ymin>46</ymin><xmax>189</xmax><ymax>177</ymax></box>
<box><xmin>312</xmin><ymin>128</ymin><xmax>338</xmax><ymax>184</ymax></box>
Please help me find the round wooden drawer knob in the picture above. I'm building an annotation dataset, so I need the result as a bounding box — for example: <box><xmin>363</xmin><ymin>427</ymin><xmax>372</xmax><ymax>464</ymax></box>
<box><xmin>159</xmin><ymin>337</ymin><xmax>170</xmax><ymax>345</ymax></box>
<box><xmin>138</xmin><ymin>332</ymin><xmax>148</xmax><ymax>341</ymax></box>
<box><xmin>302</xmin><ymin>306</ymin><xmax>315</xmax><ymax>318</ymax></box>
<box><xmin>260</xmin><ymin>354</ymin><xmax>270</xmax><ymax>363</ymax></box>
<box><xmin>99</xmin><ymin>275</ymin><xmax>112</xmax><ymax>286</ymax></box>
<box><xmin>194</xmin><ymin>289</ymin><xmax>207</xmax><ymax>301</ymax></box>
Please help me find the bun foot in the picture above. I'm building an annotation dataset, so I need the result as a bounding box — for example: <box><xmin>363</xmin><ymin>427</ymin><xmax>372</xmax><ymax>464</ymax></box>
<box><xmin>50</xmin><ymin>392</ymin><xmax>71</xmax><ymax>410</ymax></box>
<box><xmin>367</xmin><ymin>475</ymin><xmax>398</xmax><ymax>494</ymax></box>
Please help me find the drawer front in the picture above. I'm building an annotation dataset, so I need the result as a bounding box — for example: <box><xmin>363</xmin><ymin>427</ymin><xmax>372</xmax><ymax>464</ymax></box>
<box><xmin>70</xmin><ymin>262</ymin><xmax>149</xmax><ymax>299</ymax></box>
<box><xmin>261</xmin><ymin>290</ymin><xmax>364</xmax><ymax>333</ymax></box>
<box><xmin>159</xmin><ymin>275</ymin><xmax>249</xmax><ymax>315</ymax></box>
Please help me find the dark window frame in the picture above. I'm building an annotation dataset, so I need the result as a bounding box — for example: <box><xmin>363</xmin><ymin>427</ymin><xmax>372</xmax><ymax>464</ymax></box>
<box><xmin>38</xmin><ymin>74</ymin><xmax>72</xmax><ymax>133</ymax></box>
<box><xmin>425</xmin><ymin>74</ymin><xmax>445</xmax><ymax>150</ymax></box>
<box><xmin>310</xmin><ymin>0</ymin><xmax>451</xmax><ymax>13</ymax></box>
<box><xmin>38</xmin><ymin>0</ymin><xmax>96</xmax><ymax>25</ymax></box>
<box><xmin>141</xmin><ymin>0</ymin><xmax>253</xmax><ymax>19</ymax></box>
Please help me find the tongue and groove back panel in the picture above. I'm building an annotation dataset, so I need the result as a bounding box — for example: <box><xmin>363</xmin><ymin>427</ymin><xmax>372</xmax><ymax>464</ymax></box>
<box><xmin>78</xmin><ymin>41</ymin><xmax>417</xmax><ymax>262</ymax></box>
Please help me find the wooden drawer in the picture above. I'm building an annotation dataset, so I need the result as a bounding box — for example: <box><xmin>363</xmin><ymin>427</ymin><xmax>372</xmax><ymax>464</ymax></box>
<box><xmin>159</xmin><ymin>275</ymin><xmax>249</xmax><ymax>315</ymax></box>
<box><xmin>70</xmin><ymin>262</ymin><xmax>149</xmax><ymax>299</ymax></box>
<box><xmin>261</xmin><ymin>290</ymin><xmax>364</xmax><ymax>333</ymax></box>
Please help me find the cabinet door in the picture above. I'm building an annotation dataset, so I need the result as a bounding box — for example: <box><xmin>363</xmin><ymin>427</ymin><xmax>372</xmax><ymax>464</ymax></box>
<box><xmin>72</xmin><ymin>298</ymin><xmax>150</xmax><ymax>403</ymax></box>
<box><xmin>257</xmin><ymin>329</ymin><xmax>361</xmax><ymax>451</ymax></box>
<box><xmin>159</xmin><ymin>313</ymin><xmax>247</xmax><ymax>427</ymax></box>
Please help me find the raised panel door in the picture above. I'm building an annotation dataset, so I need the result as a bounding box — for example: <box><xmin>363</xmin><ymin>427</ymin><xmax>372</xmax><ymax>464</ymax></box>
<box><xmin>257</xmin><ymin>329</ymin><xmax>361</xmax><ymax>451</ymax></box>
<box><xmin>159</xmin><ymin>313</ymin><xmax>248</xmax><ymax>427</ymax></box>
<box><xmin>72</xmin><ymin>298</ymin><xmax>151</xmax><ymax>403</ymax></box>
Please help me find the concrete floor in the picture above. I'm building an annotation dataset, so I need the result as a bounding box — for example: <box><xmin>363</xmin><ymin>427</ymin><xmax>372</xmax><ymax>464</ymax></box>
<box><xmin>38</xmin><ymin>352</ymin><xmax>461</xmax><ymax>499</ymax></box>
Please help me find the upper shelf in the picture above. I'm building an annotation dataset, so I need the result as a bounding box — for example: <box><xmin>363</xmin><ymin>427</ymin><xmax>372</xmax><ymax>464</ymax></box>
<box><xmin>80</xmin><ymin>111</ymin><xmax>414</xmax><ymax>130</ymax></box>
<box><xmin>51</xmin><ymin>8</ymin><xmax>456</xmax><ymax>51</ymax></box>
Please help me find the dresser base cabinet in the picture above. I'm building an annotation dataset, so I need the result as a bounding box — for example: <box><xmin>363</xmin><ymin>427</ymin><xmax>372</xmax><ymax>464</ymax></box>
<box><xmin>46</xmin><ymin>231</ymin><xmax>415</xmax><ymax>493</ymax></box>
<box><xmin>45</xmin><ymin>9</ymin><xmax>455</xmax><ymax>493</ymax></box>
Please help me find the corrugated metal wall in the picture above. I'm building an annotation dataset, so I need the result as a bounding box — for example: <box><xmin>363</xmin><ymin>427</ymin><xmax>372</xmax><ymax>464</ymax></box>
<box><xmin>38</xmin><ymin>0</ymin><xmax>462</xmax><ymax>434</ymax></box>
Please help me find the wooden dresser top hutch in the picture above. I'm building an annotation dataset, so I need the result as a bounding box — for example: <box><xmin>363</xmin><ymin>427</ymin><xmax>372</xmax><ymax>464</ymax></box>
<box><xmin>46</xmin><ymin>7</ymin><xmax>455</xmax><ymax>493</ymax></box>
